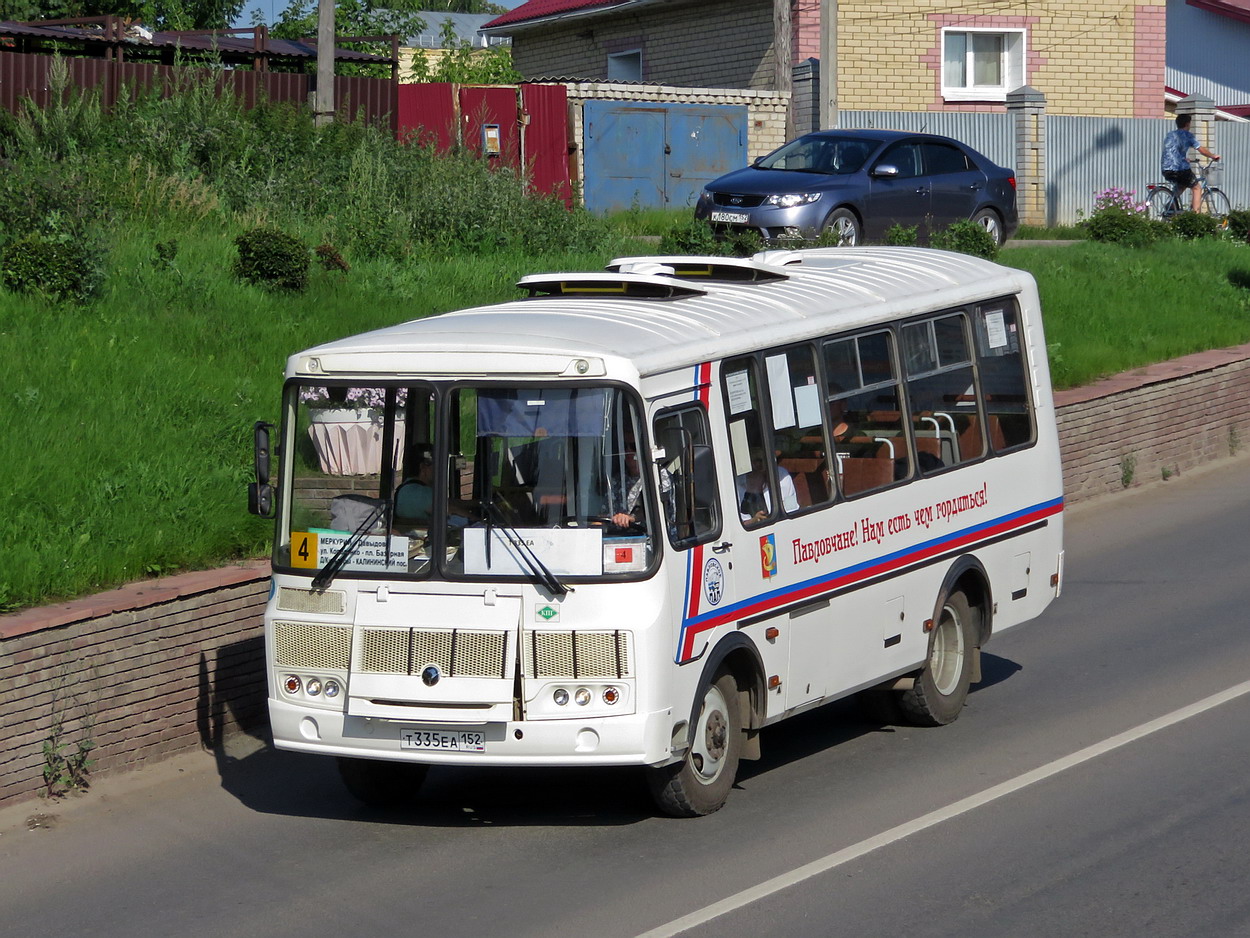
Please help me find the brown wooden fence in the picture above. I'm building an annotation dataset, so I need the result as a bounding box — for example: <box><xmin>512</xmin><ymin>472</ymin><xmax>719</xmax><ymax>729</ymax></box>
<box><xmin>0</xmin><ymin>49</ymin><xmax>397</xmax><ymax>130</ymax></box>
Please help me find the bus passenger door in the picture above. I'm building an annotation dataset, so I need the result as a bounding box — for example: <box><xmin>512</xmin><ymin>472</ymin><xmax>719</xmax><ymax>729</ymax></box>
<box><xmin>652</xmin><ymin>401</ymin><xmax>730</xmax><ymax>666</ymax></box>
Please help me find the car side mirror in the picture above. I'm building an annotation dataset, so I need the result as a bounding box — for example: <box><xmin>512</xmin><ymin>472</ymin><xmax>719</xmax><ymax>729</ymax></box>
<box><xmin>871</xmin><ymin>164</ymin><xmax>901</xmax><ymax>178</ymax></box>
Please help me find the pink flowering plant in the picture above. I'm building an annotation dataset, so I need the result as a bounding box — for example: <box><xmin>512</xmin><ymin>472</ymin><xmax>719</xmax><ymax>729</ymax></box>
<box><xmin>1091</xmin><ymin>187</ymin><xmax>1148</xmax><ymax>216</ymax></box>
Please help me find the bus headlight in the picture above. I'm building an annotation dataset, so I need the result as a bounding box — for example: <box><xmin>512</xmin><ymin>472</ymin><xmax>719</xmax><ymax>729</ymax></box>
<box><xmin>324</xmin><ymin>680</ymin><xmax>341</xmax><ymax>699</ymax></box>
<box><xmin>553</xmin><ymin>688</ymin><xmax>570</xmax><ymax>706</ymax></box>
<box><xmin>283</xmin><ymin>675</ymin><xmax>302</xmax><ymax>695</ymax></box>
<box><xmin>574</xmin><ymin>687</ymin><xmax>592</xmax><ymax>707</ymax></box>
<box><xmin>602</xmin><ymin>686</ymin><xmax>620</xmax><ymax>705</ymax></box>
<box><xmin>306</xmin><ymin>678</ymin><xmax>322</xmax><ymax>696</ymax></box>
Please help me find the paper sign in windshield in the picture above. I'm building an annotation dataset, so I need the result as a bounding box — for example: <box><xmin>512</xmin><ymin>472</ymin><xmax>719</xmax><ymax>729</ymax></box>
<box><xmin>291</xmin><ymin>531</ymin><xmax>409</xmax><ymax>572</ymax></box>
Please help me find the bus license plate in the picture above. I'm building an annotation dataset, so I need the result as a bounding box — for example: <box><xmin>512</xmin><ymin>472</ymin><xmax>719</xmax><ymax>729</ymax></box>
<box><xmin>400</xmin><ymin>729</ymin><xmax>486</xmax><ymax>752</ymax></box>
<box><xmin>711</xmin><ymin>211</ymin><xmax>749</xmax><ymax>224</ymax></box>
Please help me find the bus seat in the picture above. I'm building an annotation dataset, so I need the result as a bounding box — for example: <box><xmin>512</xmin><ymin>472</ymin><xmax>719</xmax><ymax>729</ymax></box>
<box><xmin>840</xmin><ymin>457</ymin><xmax>892</xmax><ymax>496</ymax></box>
<box><xmin>916</xmin><ymin>436</ymin><xmax>942</xmax><ymax>459</ymax></box>
<box><xmin>789</xmin><ymin>470</ymin><xmax>812</xmax><ymax>508</ymax></box>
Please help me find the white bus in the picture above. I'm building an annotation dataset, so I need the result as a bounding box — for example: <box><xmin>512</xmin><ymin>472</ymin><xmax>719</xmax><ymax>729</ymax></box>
<box><xmin>248</xmin><ymin>246</ymin><xmax>1064</xmax><ymax>816</ymax></box>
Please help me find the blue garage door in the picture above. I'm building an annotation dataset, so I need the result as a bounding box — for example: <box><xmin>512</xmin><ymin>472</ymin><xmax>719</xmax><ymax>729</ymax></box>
<box><xmin>584</xmin><ymin>101</ymin><xmax>747</xmax><ymax>214</ymax></box>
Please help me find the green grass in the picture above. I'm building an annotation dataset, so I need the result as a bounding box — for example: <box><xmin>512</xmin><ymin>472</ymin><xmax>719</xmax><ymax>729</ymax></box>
<box><xmin>0</xmin><ymin>221</ymin><xmax>629</xmax><ymax>611</ymax></box>
<box><xmin>1014</xmin><ymin>224</ymin><xmax>1087</xmax><ymax>240</ymax></box>
<box><xmin>1001</xmin><ymin>238</ymin><xmax>1250</xmax><ymax>389</ymax></box>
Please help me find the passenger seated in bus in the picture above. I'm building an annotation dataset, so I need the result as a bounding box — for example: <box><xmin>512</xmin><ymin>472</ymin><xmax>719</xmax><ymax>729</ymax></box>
<box><xmin>737</xmin><ymin>453</ymin><xmax>799</xmax><ymax>523</ymax></box>
<box><xmin>395</xmin><ymin>450</ymin><xmax>475</xmax><ymax>528</ymax></box>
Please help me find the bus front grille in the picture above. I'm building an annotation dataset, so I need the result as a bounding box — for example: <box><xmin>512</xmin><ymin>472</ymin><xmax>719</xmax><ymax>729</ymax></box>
<box><xmin>273</xmin><ymin>621</ymin><xmax>353</xmax><ymax>670</ymax></box>
<box><xmin>527</xmin><ymin>630</ymin><xmax>632</xmax><ymax>679</ymax></box>
<box><xmin>359</xmin><ymin>628</ymin><xmax>510</xmax><ymax>679</ymax></box>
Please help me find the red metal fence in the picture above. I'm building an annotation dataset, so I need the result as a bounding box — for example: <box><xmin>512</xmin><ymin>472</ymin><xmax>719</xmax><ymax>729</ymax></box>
<box><xmin>397</xmin><ymin>82</ymin><xmax>572</xmax><ymax>203</ymax></box>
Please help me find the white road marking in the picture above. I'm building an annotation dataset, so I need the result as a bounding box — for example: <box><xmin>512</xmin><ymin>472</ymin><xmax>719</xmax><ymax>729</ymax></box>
<box><xmin>638</xmin><ymin>680</ymin><xmax>1250</xmax><ymax>938</ymax></box>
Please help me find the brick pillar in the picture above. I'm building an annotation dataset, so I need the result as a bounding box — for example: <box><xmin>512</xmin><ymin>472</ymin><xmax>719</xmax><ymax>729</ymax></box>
<box><xmin>1006</xmin><ymin>85</ymin><xmax>1046</xmax><ymax>228</ymax></box>
<box><xmin>1176</xmin><ymin>93</ymin><xmax>1215</xmax><ymax>151</ymax></box>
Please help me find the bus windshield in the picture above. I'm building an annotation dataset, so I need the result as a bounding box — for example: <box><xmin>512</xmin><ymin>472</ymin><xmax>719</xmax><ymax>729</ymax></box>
<box><xmin>278</xmin><ymin>382</ymin><xmax>656</xmax><ymax>582</ymax></box>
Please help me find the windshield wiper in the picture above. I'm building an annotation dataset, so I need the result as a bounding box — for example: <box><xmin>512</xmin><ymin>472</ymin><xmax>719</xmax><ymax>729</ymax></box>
<box><xmin>480</xmin><ymin>497</ymin><xmax>572</xmax><ymax>597</ymax></box>
<box><xmin>311</xmin><ymin>499</ymin><xmax>388</xmax><ymax>590</ymax></box>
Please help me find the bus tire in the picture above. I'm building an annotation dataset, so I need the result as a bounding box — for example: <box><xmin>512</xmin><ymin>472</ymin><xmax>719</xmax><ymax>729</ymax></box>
<box><xmin>899</xmin><ymin>590</ymin><xmax>976</xmax><ymax>726</ymax></box>
<box><xmin>646</xmin><ymin>672</ymin><xmax>743</xmax><ymax>817</ymax></box>
<box><xmin>337</xmin><ymin>757</ymin><xmax>428</xmax><ymax>807</ymax></box>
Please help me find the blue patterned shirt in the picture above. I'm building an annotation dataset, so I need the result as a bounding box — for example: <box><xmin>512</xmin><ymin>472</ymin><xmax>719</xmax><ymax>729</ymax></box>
<box><xmin>1161</xmin><ymin>128</ymin><xmax>1199</xmax><ymax>173</ymax></box>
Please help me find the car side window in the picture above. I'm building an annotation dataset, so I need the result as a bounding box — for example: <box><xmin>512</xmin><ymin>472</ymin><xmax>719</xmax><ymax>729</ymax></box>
<box><xmin>878</xmin><ymin>141</ymin><xmax>923</xmax><ymax>179</ymax></box>
<box><xmin>922</xmin><ymin>142</ymin><xmax>972</xmax><ymax>175</ymax></box>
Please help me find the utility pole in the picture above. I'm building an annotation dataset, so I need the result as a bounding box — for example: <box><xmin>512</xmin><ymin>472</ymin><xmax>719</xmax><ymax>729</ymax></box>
<box><xmin>774</xmin><ymin>0</ymin><xmax>793</xmax><ymax>139</ymax></box>
<box><xmin>819</xmin><ymin>0</ymin><xmax>837</xmax><ymax>130</ymax></box>
<box><xmin>314</xmin><ymin>0</ymin><xmax>335</xmax><ymax>127</ymax></box>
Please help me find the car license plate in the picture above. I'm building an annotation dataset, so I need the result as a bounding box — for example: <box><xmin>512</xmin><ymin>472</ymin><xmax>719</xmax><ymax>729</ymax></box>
<box><xmin>711</xmin><ymin>211</ymin><xmax>749</xmax><ymax>224</ymax></box>
<box><xmin>400</xmin><ymin>729</ymin><xmax>486</xmax><ymax>752</ymax></box>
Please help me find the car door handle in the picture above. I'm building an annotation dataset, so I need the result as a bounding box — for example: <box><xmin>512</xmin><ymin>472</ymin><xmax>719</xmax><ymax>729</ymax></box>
<box><xmin>712</xmin><ymin>541</ymin><xmax>733</xmax><ymax>554</ymax></box>
<box><xmin>968</xmin><ymin>183</ymin><xmax>983</xmax><ymax>190</ymax></box>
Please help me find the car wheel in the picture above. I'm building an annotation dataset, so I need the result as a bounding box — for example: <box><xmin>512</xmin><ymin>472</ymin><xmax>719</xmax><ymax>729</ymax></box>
<box><xmin>822</xmin><ymin>208</ymin><xmax>861</xmax><ymax>247</ymax></box>
<box><xmin>971</xmin><ymin>208</ymin><xmax>1004</xmax><ymax>246</ymax></box>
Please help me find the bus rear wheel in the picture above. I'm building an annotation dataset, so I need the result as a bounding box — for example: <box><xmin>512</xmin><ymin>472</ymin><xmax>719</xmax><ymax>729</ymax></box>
<box><xmin>899</xmin><ymin>590</ymin><xmax>976</xmax><ymax>726</ymax></box>
<box><xmin>337</xmin><ymin>757</ymin><xmax>428</xmax><ymax>807</ymax></box>
<box><xmin>646</xmin><ymin>672</ymin><xmax>742</xmax><ymax>817</ymax></box>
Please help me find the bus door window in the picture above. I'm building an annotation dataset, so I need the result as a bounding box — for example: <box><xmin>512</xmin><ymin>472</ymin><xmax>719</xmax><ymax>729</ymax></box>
<box><xmin>765</xmin><ymin>344</ymin><xmax>832</xmax><ymax>512</ymax></box>
<box><xmin>972</xmin><ymin>300</ymin><xmax>1035</xmax><ymax>451</ymax></box>
<box><xmin>724</xmin><ymin>357</ymin><xmax>795</xmax><ymax>526</ymax></box>
<box><xmin>823</xmin><ymin>331</ymin><xmax>910</xmax><ymax>496</ymax></box>
<box><xmin>654</xmin><ymin>404</ymin><xmax>720</xmax><ymax>548</ymax></box>
<box><xmin>902</xmin><ymin>313</ymin><xmax>984</xmax><ymax>471</ymax></box>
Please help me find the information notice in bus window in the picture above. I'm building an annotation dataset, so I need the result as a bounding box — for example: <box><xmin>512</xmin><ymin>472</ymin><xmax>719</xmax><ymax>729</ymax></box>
<box><xmin>462</xmin><ymin>526</ymin><xmax>603</xmax><ymax>576</ymax></box>
<box><xmin>290</xmin><ymin>531</ymin><xmax>409</xmax><ymax>573</ymax></box>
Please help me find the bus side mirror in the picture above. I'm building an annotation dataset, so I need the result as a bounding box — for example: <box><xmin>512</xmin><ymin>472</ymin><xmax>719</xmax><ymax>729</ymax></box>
<box><xmin>248</xmin><ymin>421</ymin><xmax>275</xmax><ymax>519</ymax></box>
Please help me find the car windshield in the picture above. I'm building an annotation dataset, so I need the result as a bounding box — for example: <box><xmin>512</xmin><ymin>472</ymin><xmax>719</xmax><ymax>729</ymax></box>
<box><xmin>757</xmin><ymin>135</ymin><xmax>881</xmax><ymax>175</ymax></box>
<box><xmin>276</xmin><ymin>382</ymin><xmax>656</xmax><ymax>583</ymax></box>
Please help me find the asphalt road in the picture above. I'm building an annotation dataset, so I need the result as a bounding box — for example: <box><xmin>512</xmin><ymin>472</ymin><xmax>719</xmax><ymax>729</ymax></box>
<box><xmin>3</xmin><ymin>454</ymin><xmax>1248</xmax><ymax>938</ymax></box>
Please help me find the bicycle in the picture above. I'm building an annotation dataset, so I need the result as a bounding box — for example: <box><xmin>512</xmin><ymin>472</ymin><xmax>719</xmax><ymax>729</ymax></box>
<box><xmin>1146</xmin><ymin>158</ymin><xmax>1231</xmax><ymax>222</ymax></box>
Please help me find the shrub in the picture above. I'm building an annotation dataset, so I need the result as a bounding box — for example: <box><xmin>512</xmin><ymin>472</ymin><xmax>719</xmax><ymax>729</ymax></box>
<box><xmin>659</xmin><ymin>219</ymin><xmax>734</xmax><ymax>256</ymax></box>
<box><xmin>233</xmin><ymin>227</ymin><xmax>309</xmax><ymax>291</ymax></box>
<box><xmin>315</xmin><ymin>243</ymin><xmax>350</xmax><ymax>274</ymax></box>
<box><xmin>1221</xmin><ymin>208</ymin><xmax>1250</xmax><ymax>243</ymax></box>
<box><xmin>1083</xmin><ymin>206</ymin><xmax>1167</xmax><ymax>248</ymax></box>
<box><xmin>1</xmin><ymin>234</ymin><xmax>105</xmax><ymax>303</ymax></box>
<box><xmin>884</xmin><ymin>224</ymin><xmax>918</xmax><ymax>246</ymax></box>
<box><xmin>931</xmin><ymin>219</ymin><xmax>999</xmax><ymax>260</ymax></box>
<box><xmin>1091</xmin><ymin>187</ymin><xmax>1148</xmax><ymax>216</ymax></box>
<box><xmin>1170</xmin><ymin>211</ymin><xmax>1224</xmax><ymax>241</ymax></box>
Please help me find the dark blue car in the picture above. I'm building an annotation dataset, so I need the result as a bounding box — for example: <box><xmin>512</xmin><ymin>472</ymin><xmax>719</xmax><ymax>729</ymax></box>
<box><xmin>694</xmin><ymin>129</ymin><xmax>1018</xmax><ymax>246</ymax></box>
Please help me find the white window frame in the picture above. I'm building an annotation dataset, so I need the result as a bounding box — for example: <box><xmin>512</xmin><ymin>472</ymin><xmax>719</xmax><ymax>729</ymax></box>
<box><xmin>940</xmin><ymin>27</ymin><xmax>1025</xmax><ymax>102</ymax></box>
<box><xmin>607</xmin><ymin>49</ymin><xmax>642</xmax><ymax>81</ymax></box>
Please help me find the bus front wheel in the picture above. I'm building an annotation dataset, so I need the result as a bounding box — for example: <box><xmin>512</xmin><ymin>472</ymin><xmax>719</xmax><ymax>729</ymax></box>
<box><xmin>647</xmin><ymin>672</ymin><xmax>743</xmax><ymax>817</ymax></box>
<box><xmin>337</xmin><ymin>757</ymin><xmax>428</xmax><ymax>807</ymax></box>
<box><xmin>899</xmin><ymin>590</ymin><xmax>976</xmax><ymax>726</ymax></box>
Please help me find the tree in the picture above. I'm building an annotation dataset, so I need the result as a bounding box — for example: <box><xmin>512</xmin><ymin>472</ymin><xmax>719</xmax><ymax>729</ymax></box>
<box><xmin>408</xmin><ymin>18</ymin><xmax>520</xmax><ymax>85</ymax></box>
<box><xmin>2</xmin><ymin>0</ymin><xmax>244</xmax><ymax>29</ymax></box>
<box><xmin>268</xmin><ymin>0</ymin><xmax>427</xmax><ymax>75</ymax></box>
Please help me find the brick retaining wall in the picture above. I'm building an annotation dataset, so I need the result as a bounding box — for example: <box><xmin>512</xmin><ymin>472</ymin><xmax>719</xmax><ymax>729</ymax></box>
<box><xmin>2</xmin><ymin>342</ymin><xmax>1248</xmax><ymax>811</ymax></box>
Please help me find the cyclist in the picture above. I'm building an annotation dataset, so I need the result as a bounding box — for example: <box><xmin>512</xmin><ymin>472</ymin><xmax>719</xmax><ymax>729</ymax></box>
<box><xmin>1160</xmin><ymin>114</ymin><xmax>1220</xmax><ymax>212</ymax></box>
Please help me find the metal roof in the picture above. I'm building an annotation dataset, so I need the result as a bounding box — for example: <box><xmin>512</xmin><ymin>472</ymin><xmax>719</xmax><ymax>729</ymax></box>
<box><xmin>0</xmin><ymin>19</ymin><xmax>395</xmax><ymax>63</ymax></box>
<box><xmin>289</xmin><ymin>247</ymin><xmax>1036</xmax><ymax>381</ymax></box>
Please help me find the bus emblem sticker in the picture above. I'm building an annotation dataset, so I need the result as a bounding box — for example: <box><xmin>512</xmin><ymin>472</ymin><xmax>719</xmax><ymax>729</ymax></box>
<box><xmin>535</xmin><ymin>604</ymin><xmax>560</xmax><ymax>623</ymax></box>
<box><xmin>703</xmin><ymin>558</ymin><xmax>725</xmax><ymax>606</ymax></box>
<box><xmin>760</xmin><ymin>534</ymin><xmax>777</xmax><ymax>578</ymax></box>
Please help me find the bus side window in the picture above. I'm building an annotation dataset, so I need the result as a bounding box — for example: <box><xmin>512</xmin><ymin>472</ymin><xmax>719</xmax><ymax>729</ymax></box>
<box><xmin>765</xmin><ymin>344</ymin><xmax>833</xmax><ymax>513</ymax></box>
<box><xmin>902</xmin><ymin>313</ymin><xmax>984</xmax><ymax>472</ymax></box>
<box><xmin>723</xmin><ymin>358</ymin><xmax>788</xmax><ymax>527</ymax></box>
<box><xmin>824</xmin><ymin>331</ymin><xmax>911</xmax><ymax>496</ymax></box>
<box><xmin>973</xmin><ymin>300</ymin><xmax>1035</xmax><ymax>451</ymax></box>
<box><xmin>654</xmin><ymin>405</ymin><xmax>721</xmax><ymax>548</ymax></box>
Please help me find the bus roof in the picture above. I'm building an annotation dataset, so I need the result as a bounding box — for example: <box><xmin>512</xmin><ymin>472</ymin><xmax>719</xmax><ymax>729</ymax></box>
<box><xmin>288</xmin><ymin>247</ymin><xmax>1037</xmax><ymax>381</ymax></box>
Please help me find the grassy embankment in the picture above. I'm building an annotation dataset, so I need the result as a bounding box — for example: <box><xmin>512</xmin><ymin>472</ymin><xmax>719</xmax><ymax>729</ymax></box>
<box><xmin>1</xmin><ymin>83</ymin><xmax>1248</xmax><ymax>611</ymax></box>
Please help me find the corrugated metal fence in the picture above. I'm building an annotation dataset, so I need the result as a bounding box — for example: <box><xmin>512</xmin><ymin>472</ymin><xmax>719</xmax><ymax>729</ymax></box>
<box><xmin>839</xmin><ymin>109</ymin><xmax>1250</xmax><ymax>225</ymax></box>
<box><xmin>0</xmin><ymin>50</ymin><xmax>397</xmax><ymax>130</ymax></box>
<box><xmin>839</xmin><ymin>110</ymin><xmax>1016</xmax><ymax>170</ymax></box>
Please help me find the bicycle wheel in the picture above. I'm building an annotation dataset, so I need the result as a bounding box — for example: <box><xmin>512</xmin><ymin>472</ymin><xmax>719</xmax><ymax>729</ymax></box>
<box><xmin>1201</xmin><ymin>188</ymin><xmax>1231</xmax><ymax>221</ymax></box>
<box><xmin>1146</xmin><ymin>187</ymin><xmax>1176</xmax><ymax>221</ymax></box>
